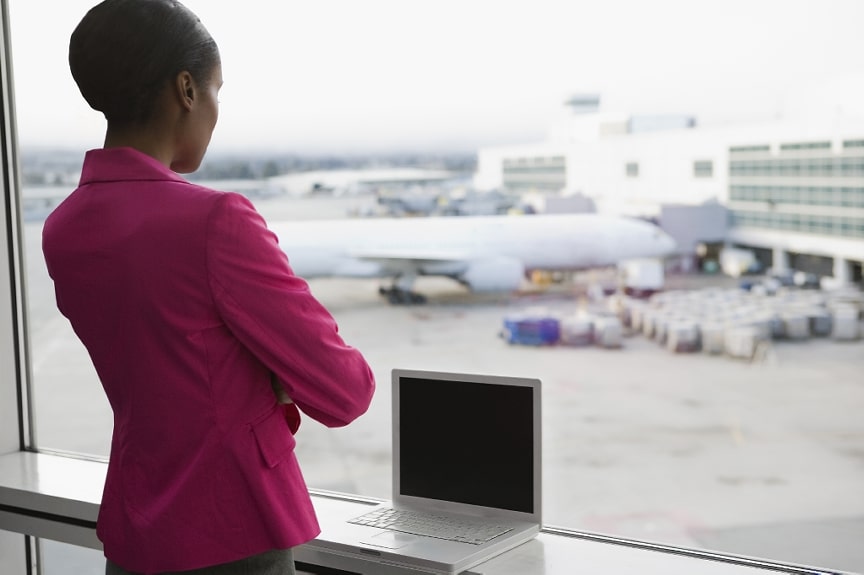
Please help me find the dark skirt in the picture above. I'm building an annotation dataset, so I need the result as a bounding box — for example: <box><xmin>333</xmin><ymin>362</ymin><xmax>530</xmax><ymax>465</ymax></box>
<box><xmin>105</xmin><ymin>548</ymin><xmax>295</xmax><ymax>575</ymax></box>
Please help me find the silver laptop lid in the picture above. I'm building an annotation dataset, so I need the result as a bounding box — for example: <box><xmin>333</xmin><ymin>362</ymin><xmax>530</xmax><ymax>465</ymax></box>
<box><xmin>391</xmin><ymin>368</ymin><xmax>542</xmax><ymax>525</ymax></box>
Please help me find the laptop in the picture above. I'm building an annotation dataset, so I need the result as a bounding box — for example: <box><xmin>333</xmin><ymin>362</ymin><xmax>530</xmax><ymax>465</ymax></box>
<box><xmin>303</xmin><ymin>368</ymin><xmax>542</xmax><ymax>574</ymax></box>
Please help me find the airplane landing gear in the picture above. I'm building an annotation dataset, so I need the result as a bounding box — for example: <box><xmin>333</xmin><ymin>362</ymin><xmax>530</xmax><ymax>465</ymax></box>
<box><xmin>378</xmin><ymin>286</ymin><xmax>427</xmax><ymax>305</ymax></box>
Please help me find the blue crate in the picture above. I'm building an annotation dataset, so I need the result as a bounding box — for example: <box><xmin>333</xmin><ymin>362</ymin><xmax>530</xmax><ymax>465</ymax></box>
<box><xmin>501</xmin><ymin>316</ymin><xmax>560</xmax><ymax>346</ymax></box>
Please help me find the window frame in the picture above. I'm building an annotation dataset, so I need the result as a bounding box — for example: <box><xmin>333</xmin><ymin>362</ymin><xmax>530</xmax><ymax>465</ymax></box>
<box><xmin>0</xmin><ymin>0</ymin><xmax>29</xmax><ymax>458</ymax></box>
<box><xmin>1</xmin><ymin>0</ymin><xmax>39</xmax><ymax>572</ymax></box>
<box><xmin>0</xmin><ymin>3</ymin><xmax>860</xmax><ymax>575</ymax></box>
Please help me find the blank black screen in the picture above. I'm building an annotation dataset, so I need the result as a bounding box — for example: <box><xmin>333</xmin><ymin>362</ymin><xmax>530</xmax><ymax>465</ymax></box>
<box><xmin>398</xmin><ymin>376</ymin><xmax>534</xmax><ymax>513</ymax></box>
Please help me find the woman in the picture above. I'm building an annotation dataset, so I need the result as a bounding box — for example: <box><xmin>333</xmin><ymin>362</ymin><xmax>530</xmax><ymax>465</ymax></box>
<box><xmin>43</xmin><ymin>1</ymin><xmax>376</xmax><ymax>573</ymax></box>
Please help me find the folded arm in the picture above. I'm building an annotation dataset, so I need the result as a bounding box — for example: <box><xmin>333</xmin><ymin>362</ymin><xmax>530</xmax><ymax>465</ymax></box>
<box><xmin>206</xmin><ymin>193</ymin><xmax>375</xmax><ymax>427</ymax></box>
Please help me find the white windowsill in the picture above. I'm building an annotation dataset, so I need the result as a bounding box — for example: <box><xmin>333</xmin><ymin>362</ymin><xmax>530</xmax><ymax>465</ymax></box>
<box><xmin>0</xmin><ymin>451</ymin><xmax>844</xmax><ymax>575</ymax></box>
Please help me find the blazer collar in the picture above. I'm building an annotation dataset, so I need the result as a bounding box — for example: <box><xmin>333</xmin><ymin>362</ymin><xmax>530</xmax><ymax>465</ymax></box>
<box><xmin>79</xmin><ymin>147</ymin><xmax>189</xmax><ymax>186</ymax></box>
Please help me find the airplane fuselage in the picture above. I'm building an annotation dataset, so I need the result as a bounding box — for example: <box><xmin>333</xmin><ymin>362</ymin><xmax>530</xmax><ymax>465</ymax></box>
<box><xmin>268</xmin><ymin>213</ymin><xmax>676</xmax><ymax>295</ymax></box>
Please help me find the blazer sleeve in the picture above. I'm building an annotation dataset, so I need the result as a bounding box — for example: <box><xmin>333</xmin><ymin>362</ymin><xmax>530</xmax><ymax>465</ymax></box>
<box><xmin>205</xmin><ymin>192</ymin><xmax>375</xmax><ymax>427</ymax></box>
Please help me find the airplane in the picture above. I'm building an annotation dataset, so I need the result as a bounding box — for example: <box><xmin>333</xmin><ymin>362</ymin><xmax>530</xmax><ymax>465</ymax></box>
<box><xmin>268</xmin><ymin>213</ymin><xmax>677</xmax><ymax>304</ymax></box>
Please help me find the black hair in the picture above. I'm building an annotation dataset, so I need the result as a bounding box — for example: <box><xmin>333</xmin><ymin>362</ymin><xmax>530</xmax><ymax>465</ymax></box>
<box><xmin>69</xmin><ymin>0</ymin><xmax>220</xmax><ymax>126</ymax></box>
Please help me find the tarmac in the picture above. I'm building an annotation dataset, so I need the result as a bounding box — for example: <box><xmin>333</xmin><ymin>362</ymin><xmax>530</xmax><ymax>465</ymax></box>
<box><xmin>294</xmin><ymin>275</ymin><xmax>864</xmax><ymax>574</ymax></box>
<box><xmin>19</xmin><ymin>194</ymin><xmax>864</xmax><ymax>574</ymax></box>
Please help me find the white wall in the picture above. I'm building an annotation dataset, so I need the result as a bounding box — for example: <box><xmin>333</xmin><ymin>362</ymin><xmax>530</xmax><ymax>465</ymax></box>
<box><xmin>565</xmin><ymin>129</ymin><xmax>727</xmax><ymax>217</ymax></box>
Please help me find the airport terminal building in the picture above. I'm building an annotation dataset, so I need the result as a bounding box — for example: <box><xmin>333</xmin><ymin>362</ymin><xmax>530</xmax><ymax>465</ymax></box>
<box><xmin>474</xmin><ymin>96</ymin><xmax>864</xmax><ymax>285</ymax></box>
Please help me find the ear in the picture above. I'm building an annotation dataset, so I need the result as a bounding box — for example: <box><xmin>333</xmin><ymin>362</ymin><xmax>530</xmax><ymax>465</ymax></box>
<box><xmin>174</xmin><ymin>71</ymin><xmax>196</xmax><ymax>112</ymax></box>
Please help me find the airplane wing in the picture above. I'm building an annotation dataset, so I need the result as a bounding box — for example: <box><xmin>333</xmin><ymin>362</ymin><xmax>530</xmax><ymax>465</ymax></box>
<box><xmin>348</xmin><ymin>248</ymin><xmax>470</xmax><ymax>265</ymax></box>
<box><xmin>346</xmin><ymin>247</ymin><xmax>525</xmax><ymax>299</ymax></box>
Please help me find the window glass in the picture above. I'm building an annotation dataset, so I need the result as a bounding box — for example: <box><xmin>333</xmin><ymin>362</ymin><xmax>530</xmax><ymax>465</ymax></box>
<box><xmin>36</xmin><ymin>539</ymin><xmax>322</xmax><ymax>575</ymax></box>
<box><xmin>8</xmin><ymin>1</ymin><xmax>864</xmax><ymax>573</ymax></box>
<box><xmin>0</xmin><ymin>532</ymin><xmax>27</xmax><ymax>575</ymax></box>
<box><xmin>40</xmin><ymin>540</ymin><xmax>102</xmax><ymax>575</ymax></box>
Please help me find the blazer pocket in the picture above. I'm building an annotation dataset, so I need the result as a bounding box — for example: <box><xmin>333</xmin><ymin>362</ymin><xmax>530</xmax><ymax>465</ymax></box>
<box><xmin>251</xmin><ymin>408</ymin><xmax>297</xmax><ymax>468</ymax></box>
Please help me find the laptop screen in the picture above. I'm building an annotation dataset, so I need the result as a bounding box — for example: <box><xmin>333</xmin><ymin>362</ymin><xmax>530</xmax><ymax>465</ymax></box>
<box><xmin>393</xmin><ymin>370</ymin><xmax>541</xmax><ymax>516</ymax></box>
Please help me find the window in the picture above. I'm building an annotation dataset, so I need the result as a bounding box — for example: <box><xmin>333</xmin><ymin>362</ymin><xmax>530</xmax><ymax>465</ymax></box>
<box><xmin>502</xmin><ymin>155</ymin><xmax>567</xmax><ymax>192</ymax></box>
<box><xmin>725</xmin><ymin>140</ymin><xmax>864</xmax><ymax>239</ymax></box>
<box><xmin>0</xmin><ymin>534</ymin><xmax>29</xmax><ymax>574</ymax></box>
<box><xmin>693</xmin><ymin>159</ymin><xmax>713</xmax><ymax>178</ymax></box>
<box><xmin>4</xmin><ymin>2</ymin><xmax>864</xmax><ymax>574</ymax></box>
<box><xmin>779</xmin><ymin>141</ymin><xmax>831</xmax><ymax>152</ymax></box>
<box><xmin>729</xmin><ymin>144</ymin><xmax>770</xmax><ymax>154</ymax></box>
<box><xmin>841</xmin><ymin>157</ymin><xmax>864</xmax><ymax>177</ymax></box>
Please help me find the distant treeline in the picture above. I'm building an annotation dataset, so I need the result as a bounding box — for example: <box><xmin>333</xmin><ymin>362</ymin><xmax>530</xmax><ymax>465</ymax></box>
<box><xmin>19</xmin><ymin>148</ymin><xmax>477</xmax><ymax>185</ymax></box>
<box><xmin>190</xmin><ymin>152</ymin><xmax>477</xmax><ymax>181</ymax></box>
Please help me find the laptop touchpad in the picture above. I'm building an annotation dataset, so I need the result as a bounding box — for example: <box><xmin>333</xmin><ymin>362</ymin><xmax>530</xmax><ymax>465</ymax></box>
<box><xmin>362</xmin><ymin>531</ymin><xmax>419</xmax><ymax>549</ymax></box>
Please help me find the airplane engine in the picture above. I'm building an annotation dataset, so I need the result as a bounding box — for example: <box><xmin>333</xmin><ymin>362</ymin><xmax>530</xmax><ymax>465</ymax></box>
<box><xmin>459</xmin><ymin>256</ymin><xmax>525</xmax><ymax>292</ymax></box>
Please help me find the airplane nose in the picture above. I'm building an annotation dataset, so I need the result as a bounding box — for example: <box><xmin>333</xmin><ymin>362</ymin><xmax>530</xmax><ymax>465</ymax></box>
<box><xmin>660</xmin><ymin>231</ymin><xmax>677</xmax><ymax>254</ymax></box>
<box><xmin>650</xmin><ymin>229</ymin><xmax>676</xmax><ymax>256</ymax></box>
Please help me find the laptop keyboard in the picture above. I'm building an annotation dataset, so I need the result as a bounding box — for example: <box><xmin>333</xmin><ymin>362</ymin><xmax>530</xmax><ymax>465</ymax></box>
<box><xmin>348</xmin><ymin>507</ymin><xmax>513</xmax><ymax>545</ymax></box>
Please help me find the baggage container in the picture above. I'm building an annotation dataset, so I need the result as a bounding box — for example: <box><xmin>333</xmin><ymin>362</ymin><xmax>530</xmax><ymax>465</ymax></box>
<box><xmin>748</xmin><ymin>316</ymin><xmax>773</xmax><ymax>341</ymax></box>
<box><xmin>828</xmin><ymin>289</ymin><xmax>864</xmax><ymax>316</ymax></box>
<box><xmin>653</xmin><ymin>316</ymin><xmax>669</xmax><ymax>345</ymax></box>
<box><xmin>724</xmin><ymin>326</ymin><xmax>763</xmax><ymax>359</ymax></box>
<box><xmin>619</xmin><ymin>258</ymin><xmax>665</xmax><ymax>298</ymax></box>
<box><xmin>781</xmin><ymin>313</ymin><xmax>810</xmax><ymax>340</ymax></box>
<box><xmin>832</xmin><ymin>307</ymin><xmax>861</xmax><ymax>341</ymax></box>
<box><xmin>667</xmin><ymin>322</ymin><xmax>700</xmax><ymax>353</ymax></box>
<box><xmin>610</xmin><ymin>296</ymin><xmax>634</xmax><ymax>329</ymax></box>
<box><xmin>559</xmin><ymin>315</ymin><xmax>594</xmax><ymax>346</ymax></box>
<box><xmin>766</xmin><ymin>312</ymin><xmax>785</xmax><ymax>339</ymax></box>
<box><xmin>806</xmin><ymin>308</ymin><xmax>832</xmax><ymax>337</ymax></box>
<box><xmin>630</xmin><ymin>305</ymin><xmax>645</xmax><ymax>332</ymax></box>
<box><xmin>700</xmin><ymin>323</ymin><xmax>725</xmax><ymax>355</ymax></box>
<box><xmin>641</xmin><ymin>311</ymin><xmax>657</xmax><ymax>339</ymax></box>
<box><xmin>501</xmin><ymin>314</ymin><xmax>560</xmax><ymax>346</ymax></box>
<box><xmin>593</xmin><ymin>316</ymin><xmax>623</xmax><ymax>349</ymax></box>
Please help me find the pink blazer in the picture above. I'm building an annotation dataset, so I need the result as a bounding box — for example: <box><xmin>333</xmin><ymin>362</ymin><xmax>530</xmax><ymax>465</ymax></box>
<box><xmin>42</xmin><ymin>147</ymin><xmax>376</xmax><ymax>573</ymax></box>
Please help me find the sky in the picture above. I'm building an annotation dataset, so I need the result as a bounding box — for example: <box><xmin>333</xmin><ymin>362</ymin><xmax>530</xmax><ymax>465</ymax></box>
<box><xmin>8</xmin><ymin>0</ymin><xmax>864</xmax><ymax>155</ymax></box>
